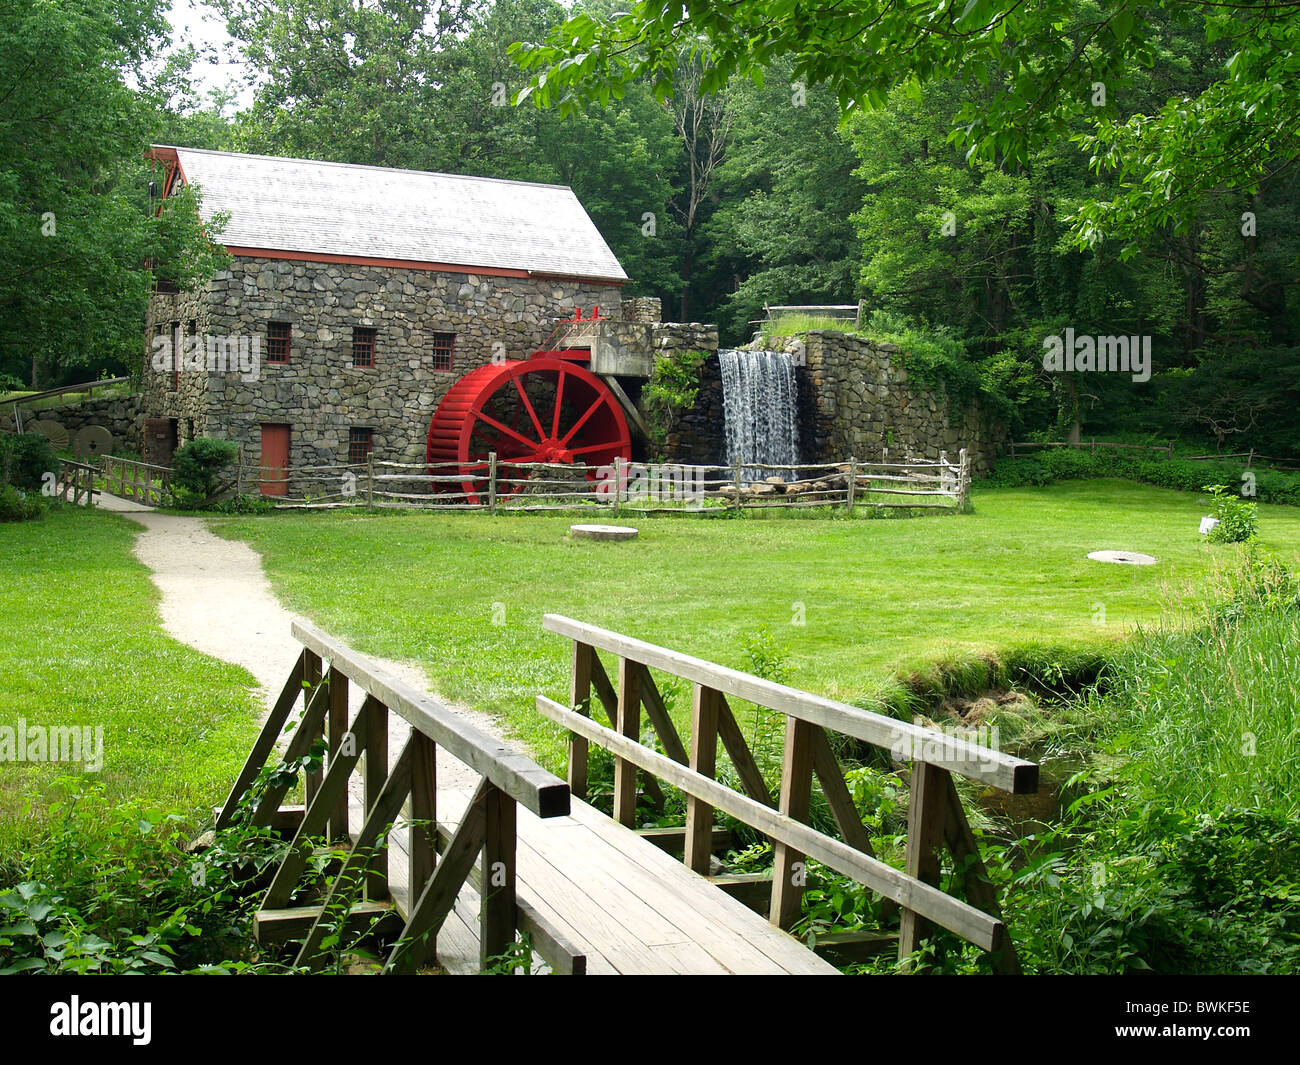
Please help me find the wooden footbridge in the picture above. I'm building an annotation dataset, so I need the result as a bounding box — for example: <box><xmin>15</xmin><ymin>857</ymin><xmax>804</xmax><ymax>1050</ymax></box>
<box><xmin>215</xmin><ymin>617</ymin><xmax>1038</xmax><ymax>975</ymax></box>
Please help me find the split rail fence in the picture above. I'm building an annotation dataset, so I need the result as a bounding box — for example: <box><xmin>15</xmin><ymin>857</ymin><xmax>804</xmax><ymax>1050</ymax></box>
<box><xmin>216</xmin><ymin>621</ymin><xmax>579</xmax><ymax>974</ymax></box>
<box><xmin>537</xmin><ymin>614</ymin><xmax>1038</xmax><ymax>972</ymax></box>
<box><xmin>237</xmin><ymin>449</ymin><xmax>972</xmax><ymax>515</ymax></box>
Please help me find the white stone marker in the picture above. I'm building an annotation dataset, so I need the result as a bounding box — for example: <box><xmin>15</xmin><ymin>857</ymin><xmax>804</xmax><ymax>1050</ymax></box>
<box><xmin>570</xmin><ymin>524</ymin><xmax>639</xmax><ymax>542</ymax></box>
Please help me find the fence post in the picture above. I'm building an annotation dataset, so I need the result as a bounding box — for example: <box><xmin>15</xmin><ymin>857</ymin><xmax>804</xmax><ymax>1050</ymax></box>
<box><xmin>488</xmin><ymin>451</ymin><xmax>498</xmax><ymax>513</ymax></box>
<box><xmin>733</xmin><ymin>458</ymin><xmax>742</xmax><ymax>511</ymax></box>
<box><xmin>1247</xmin><ymin>448</ymin><xmax>1255</xmax><ymax>469</ymax></box>
<box><xmin>958</xmin><ymin>448</ymin><xmax>971</xmax><ymax>512</ymax></box>
<box><xmin>611</xmin><ymin>455</ymin><xmax>622</xmax><ymax>513</ymax></box>
<box><xmin>235</xmin><ymin>444</ymin><xmax>243</xmax><ymax>497</ymax></box>
<box><xmin>366</xmin><ymin>453</ymin><xmax>374</xmax><ymax>510</ymax></box>
<box><xmin>845</xmin><ymin>456</ymin><xmax>857</xmax><ymax>512</ymax></box>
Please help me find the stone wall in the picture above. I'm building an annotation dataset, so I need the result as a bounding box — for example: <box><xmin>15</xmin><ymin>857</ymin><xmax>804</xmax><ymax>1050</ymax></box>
<box><xmin>144</xmin><ymin>257</ymin><xmax>622</xmax><ymax>469</ymax></box>
<box><xmin>0</xmin><ymin>393</ymin><xmax>144</xmax><ymax>454</ymax></box>
<box><xmin>767</xmin><ymin>331</ymin><xmax>1007</xmax><ymax>472</ymax></box>
<box><xmin>143</xmin><ymin>286</ymin><xmax>212</xmax><ymax>449</ymax></box>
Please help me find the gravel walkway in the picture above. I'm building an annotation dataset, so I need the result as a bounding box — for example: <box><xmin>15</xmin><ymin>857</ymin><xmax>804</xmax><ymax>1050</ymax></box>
<box><xmin>113</xmin><ymin>502</ymin><xmax>514</xmax><ymax>791</ymax></box>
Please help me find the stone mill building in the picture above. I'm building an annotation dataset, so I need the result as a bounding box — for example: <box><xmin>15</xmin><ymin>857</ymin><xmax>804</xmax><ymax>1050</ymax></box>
<box><xmin>142</xmin><ymin>146</ymin><xmax>631</xmax><ymax>489</ymax></box>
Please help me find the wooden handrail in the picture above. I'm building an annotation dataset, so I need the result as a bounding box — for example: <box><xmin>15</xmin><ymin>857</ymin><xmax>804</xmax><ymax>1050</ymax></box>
<box><xmin>292</xmin><ymin>621</ymin><xmax>568</xmax><ymax>817</ymax></box>
<box><xmin>541</xmin><ymin>614</ymin><xmax>1036</xmax><ymax>794</ymax></box>
<box><xmin>543</xmin><ymin>619</ymin><xmax>1032</xmax><ymax>971</ymax></box>
<box><xmin>536</xmin><ymin>695</ymin><xmax>1006</xmax><ymax>953</ymax></box>
<box><xmin>219</xmin><ymin>627</ymin><xmax>578</xmax><ymax>975</ymax></box>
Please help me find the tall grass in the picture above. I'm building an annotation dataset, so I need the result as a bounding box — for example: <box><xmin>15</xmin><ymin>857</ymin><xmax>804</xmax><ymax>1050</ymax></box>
<box><xmin>1094</xmin><ymin>550</ymin><xmax>1300</xmax><ymax>814</ymax></box>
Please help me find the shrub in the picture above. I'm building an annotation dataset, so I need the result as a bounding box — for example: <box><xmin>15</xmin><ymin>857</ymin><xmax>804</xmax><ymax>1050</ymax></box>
<box><xmin>1202</xmin><ymin>484</ymin><xmax>1258</xmax><ymax>543</ymax></box>
<box><xmin>172</xmin><ymin>438</ymin><xmax>239</xmax><ymax>503</ymax></box>
<box><xmin>981</xmin><ymin>448</ymin><xmax>1300</xmax><ymax>506</ymax></box>
<box><xmin>0</xmin><ymin>432</ymin><xmax>58</xmax><ymax>491</ymax></box>
<box><xmin>0</xmin><ymin>483</ymin><xmax>45</xmax><ymax>522</ymax></box>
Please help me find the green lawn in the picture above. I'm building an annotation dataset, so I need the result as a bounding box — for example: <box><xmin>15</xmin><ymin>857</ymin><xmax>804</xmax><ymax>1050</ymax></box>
<box><xmin>0</xmin><ymin>506</ymin><xmax>263</xmax><ymax>857</ymax></box>
<box><xmin>211</xmin><ymin>479</ymin><xmax>1300</xmax><ymax>767</ymax></box>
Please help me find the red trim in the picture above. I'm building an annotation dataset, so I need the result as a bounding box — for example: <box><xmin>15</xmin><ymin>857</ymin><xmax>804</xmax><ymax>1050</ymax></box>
<box><xmin>225</xmin><ymin>246</ymin><xmax>625</xmax><ymax>285</ymax></box>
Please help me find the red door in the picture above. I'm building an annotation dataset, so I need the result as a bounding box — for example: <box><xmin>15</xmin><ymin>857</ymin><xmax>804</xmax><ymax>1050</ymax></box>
<box><xmin>260</xmin><ymin>424</ymin><xmax>290</xmax><ymax>496</ymax></box>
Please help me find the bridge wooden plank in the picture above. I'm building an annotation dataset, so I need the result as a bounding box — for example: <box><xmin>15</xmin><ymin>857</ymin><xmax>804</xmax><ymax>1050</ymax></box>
<box><xmin>571</xmin><ymin>794</ymin><xmax>836</xmax><ymax>974</ymax></box>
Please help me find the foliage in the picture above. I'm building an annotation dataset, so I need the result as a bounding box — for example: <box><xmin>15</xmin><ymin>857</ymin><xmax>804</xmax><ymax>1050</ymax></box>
<box><xmin>0</xmin><ymin>483</ymin><xmax>45</xmax><ymax>523</ymax></box>
<box><xmin>641</xmin><ymin>348</ymin><xmax>706</xmax><ymax>458</ymax></box>
<box><xmin>0</xmin><ymin>0</ymin><xmax>228</xmax><ymax>386</ymax></box>
<box><xmin>0</xmin><ymin>784</ymin><xmax>286</xmax><ymax>974</ymax></box>
<box><xmin>511</xmin><ymin>2</ymin><xmax>1299</xmax><ymax>254</ymax></box>
<box><xmin>1202</xmin><ymin>484</ymin><xmax>1258</xmax><ymax>544</ymax></box>
<box><xmin>0</xmin><ymin>433</ymin><xmax>58</xmax><ymax>492</ymax></box>
<box><xmin>172</xmin><ymin>437</ymin><xmax>240</xmax><ymax>504</ymax></box>
<box><xmin>983</xmin><ymin>448</ymin><xmax>1300</xmax><ymax>507</ymax></box>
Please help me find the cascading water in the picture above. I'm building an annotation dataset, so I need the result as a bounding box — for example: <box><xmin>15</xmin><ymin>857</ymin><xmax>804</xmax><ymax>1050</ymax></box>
<box><xmin>719</xmin><ymin>348</ymin><xmax>800</xmax><ymax>482</ymax></box>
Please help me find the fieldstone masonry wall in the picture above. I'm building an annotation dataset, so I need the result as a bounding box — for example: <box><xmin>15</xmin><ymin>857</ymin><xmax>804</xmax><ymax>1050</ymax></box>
<box><xmin>767</xmin><ymin>331</ymin><xmax>1007</xmax><ymax>473</ymax></box>
<box><xmin>0</xmin><ymin>394</ymin><xmax>144</xmax><ymax>452</ymax></box>
<box><xmin>143</xmin><ymin>257</ymin><xmax>621</xmax><ymax>469</ymax></box>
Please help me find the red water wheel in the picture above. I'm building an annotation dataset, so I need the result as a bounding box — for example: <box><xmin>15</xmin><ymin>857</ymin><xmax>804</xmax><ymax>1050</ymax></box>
<box><xmin>427</xmin><ymin>358</ymin><xmax>631</xmax><ymax>503</ymax></box>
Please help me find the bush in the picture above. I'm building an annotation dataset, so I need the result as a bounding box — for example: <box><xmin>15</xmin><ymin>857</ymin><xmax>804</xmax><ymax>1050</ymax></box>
<box><xmin>1203</xmin><ymin>484</ymin><xmax>1258</xmax><ymax>543</ymax></box>
<box><xmin>172</xmin><ymin>438</ymin><xmax>239</xmax><ymax>504</ymax></box>
<box><xmin>0</xmin><ymin>483</ymin><xmax>45</xmax><ymax>522</ymax></box>
<box><xmin>0</xmin><ymin>432</ymin><xmax>58</xmax><ymax>491</ymax></box>
<box><xmin>982</xmin><ymin>448</ymin><xmax>1300</xmax><ymax>506</ymax></box>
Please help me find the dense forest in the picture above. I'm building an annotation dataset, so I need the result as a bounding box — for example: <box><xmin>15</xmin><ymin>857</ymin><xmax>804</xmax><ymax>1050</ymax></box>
<box><xmin>2</xmin><ymin>0</ymin><xmax>1296</xmax><ymax>453</ymax></box>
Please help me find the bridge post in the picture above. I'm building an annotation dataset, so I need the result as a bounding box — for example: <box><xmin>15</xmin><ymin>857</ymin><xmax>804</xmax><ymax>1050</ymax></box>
<box><xmin>480</xmin><ymin>785</ymin><xmax>518</xmax><ymax>969</ymax></box>
<box><xmin>684</xmin><ymin>684</ymin><xmax>721</xmax><ymax>874</ymax></box>
<box><xmin>770</xmin><ymin>717</ymin><xmax>815</xmax><ymax>929</ymax></box>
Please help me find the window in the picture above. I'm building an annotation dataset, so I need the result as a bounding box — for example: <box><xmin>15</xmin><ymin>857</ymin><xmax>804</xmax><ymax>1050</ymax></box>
<box><xmin>348</xmin><ymin>427</ymin><xmax>373</xmax><ymax>465</ymax></box>
<box><xmin>431</xmin><ymin>332</ymin><xmax>455</xmax><ymax>372</ymax></box>
<box><xmin>352</xmin><ymin>327</ymin><xmax>376</xmax><ymax>368</ymax></box>
<box><xmin>267</xmin><ymin>321</ymin><xmax>291</xmax><ymax>363</ymax></box>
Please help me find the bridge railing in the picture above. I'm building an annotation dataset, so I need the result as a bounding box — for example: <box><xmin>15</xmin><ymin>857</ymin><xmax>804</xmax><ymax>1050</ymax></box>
<box><xmin>215</xmin><ymin>621</ymin><xmax>583</xmax><ymax>974</ymax></box>
<box><xmin>101</xmin><ymin>455</ymin><xmax>171</xmax><ymax>506</ymax></box>
<box><xmin>56</xmin><ymin>459</ymin><xmax>99</xmax><ymax>506</ymax></box>
<box><xmin>538</xmin><ymin>615</ymin><xmax>1038</xmax><ymax>972</ymax></box>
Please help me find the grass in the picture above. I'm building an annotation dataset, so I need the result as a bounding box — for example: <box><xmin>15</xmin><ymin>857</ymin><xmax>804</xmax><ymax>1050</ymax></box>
<box><xmin>209</xmin><ymin>479</ymin><xmax>1300</xmax><ymax>770</ymax></box>
<box><xmin>760</xmin><ymin>313</ymin><xmax>859</xmax><ymax>342</ymax></box>
<box><xmin>0</xmin><ymin>505</ymin><xmax>263</xmax><ymax>858</ymax></box>
<box><xmin>0</xmin><ymin>382</ymin><xmax>132</xmax><ymax>411</ymax></box>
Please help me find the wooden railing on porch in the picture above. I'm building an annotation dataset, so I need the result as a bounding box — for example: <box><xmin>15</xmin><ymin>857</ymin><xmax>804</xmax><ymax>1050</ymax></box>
<box><xmin>215</xmin><ymin>621</ymin><xmax>579</xmax><ymax>974</ymax></box>
<box><xmin>538</xmin><ymin>615</ymin><xmax>1038</xmax><ymax>973</ymax></box>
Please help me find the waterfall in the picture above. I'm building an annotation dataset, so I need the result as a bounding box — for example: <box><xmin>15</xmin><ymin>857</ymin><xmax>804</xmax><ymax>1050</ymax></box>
<box><xmin>719</xmin><ymin>348</ymin><xmax>800</xmax><ymax>482</ymax></box>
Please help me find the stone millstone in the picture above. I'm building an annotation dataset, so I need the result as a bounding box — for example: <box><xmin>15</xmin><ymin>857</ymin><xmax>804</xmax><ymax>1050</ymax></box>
<box><xmin>1087</xmin><ymin>550</ymin><xmax>1158</xmax><ymax>566</ymax></box>
<box><xmin>570</xmin><ymin>524</ymin><xmax>639</xmax><ymax>542</ymax></box>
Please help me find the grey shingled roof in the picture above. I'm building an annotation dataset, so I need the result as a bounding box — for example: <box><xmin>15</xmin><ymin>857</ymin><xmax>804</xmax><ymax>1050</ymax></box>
<box><xmin>164</xmin><ymin>146</ymin><xmax>628</xmax><ymax>283</ymax></box>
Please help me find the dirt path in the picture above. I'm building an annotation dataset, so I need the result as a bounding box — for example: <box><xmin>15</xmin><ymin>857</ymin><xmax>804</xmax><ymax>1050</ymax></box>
<box><xmin>115</xmin><ymin>505</ymin><xmax>516</xmax><ymax>790</ymax></box>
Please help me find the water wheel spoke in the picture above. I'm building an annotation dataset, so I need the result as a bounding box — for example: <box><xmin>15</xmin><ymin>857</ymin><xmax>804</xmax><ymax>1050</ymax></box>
<box><xmin>551</xmin><ymin>368</ymin><xmax>567</xmax><ymax>439</ymax></box>
<box><xmin>512</xmin><ymin>377</ymin><xmax>547</xmax><ymax>442</ymax></box>
<box><xmin>559</xmin><ymin>395</ymin><xmax>607</xmax><ymax>447</ymax></box>
<box><xmin>568</xmin><ymin>440</ymin><xmax>620</xmax><ymax>458</ymax></box>
<box><xmin>472</xmin><ymin>409</ymin><xmax>540</xmax><ymax>451</ymax></box>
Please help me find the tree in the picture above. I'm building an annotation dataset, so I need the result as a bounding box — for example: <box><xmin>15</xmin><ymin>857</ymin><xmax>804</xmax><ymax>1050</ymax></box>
<box><xmin>0</xmin><ymin>0</ymin><xmax>226</xmax><ymax>386</ymax></box>
<box><xmin>510</xmin><ymin>1</ymin><xmax>1300</xmax><ymax>255</ymax></box>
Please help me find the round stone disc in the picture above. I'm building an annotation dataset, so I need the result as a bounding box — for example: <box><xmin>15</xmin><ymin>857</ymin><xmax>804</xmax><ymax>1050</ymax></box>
<box><xmin>27</xmin><ymin>418</ymin><xmax>69</xmax><ymax>451</ymax></box>
<box><xmin>1087</xmin><ymin>550</ymin><xmax>1158</xmax><ymax>565</ymax></box>
<box><xmin>73</xmin><ymin>424</ymin><xmax>114</xmax><ymax>460</ymax></box>
<box><xmin>570</xmin><ymin>524</ymin><xmax>639</xmax><ymax>542</ymax></box>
